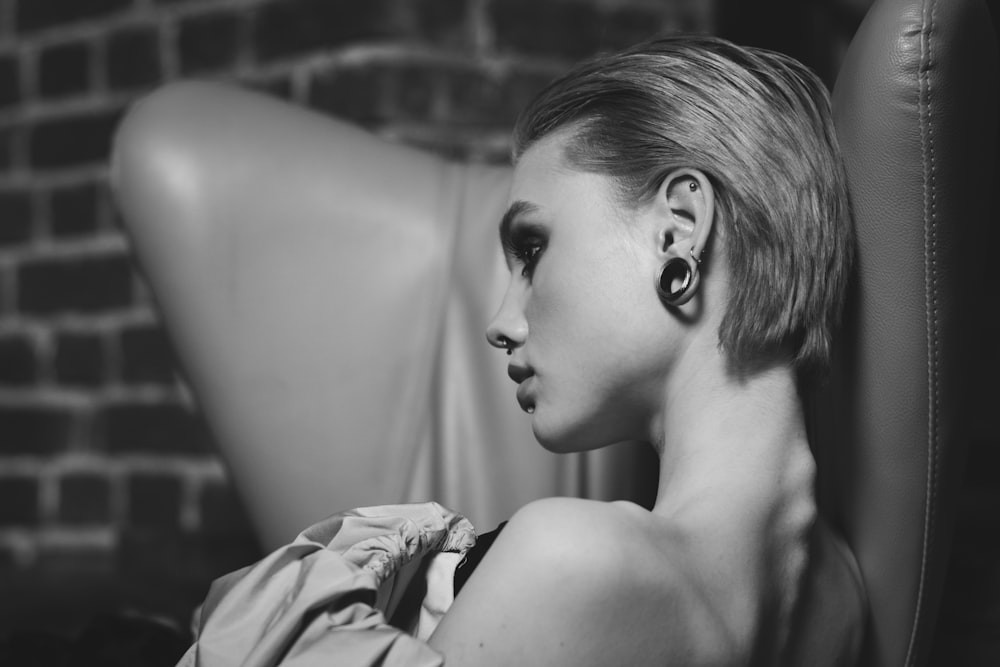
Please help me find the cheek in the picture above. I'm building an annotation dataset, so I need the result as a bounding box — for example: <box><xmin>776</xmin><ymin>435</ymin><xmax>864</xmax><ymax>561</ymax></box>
<box><xmin>527</xmin><ymin>251</ymin><xmax>646</xmax><ymax>365</ymax></box>
<box><xmin>525</xmin><ymin>255</ymin><xmax>603</xmax><ymax>350</ymax></box>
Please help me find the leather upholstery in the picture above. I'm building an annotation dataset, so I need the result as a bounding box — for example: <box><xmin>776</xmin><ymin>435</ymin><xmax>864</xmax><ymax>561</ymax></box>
<box><xmin>813</xmin><ymin>0</ymin><xmax>997</xmax><ymax>665</ymax></box>
<box><xmin>110</xmin><ymin>0</ymin><xmax>998</xmax><ymax>665</ymax></box>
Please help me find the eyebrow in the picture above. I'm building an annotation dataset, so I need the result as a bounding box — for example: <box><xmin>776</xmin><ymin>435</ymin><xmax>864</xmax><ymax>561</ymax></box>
<box><xmin>498</xmin><ymin>200</ymin><xmax>540</xmax><ymax>250</ymax></box>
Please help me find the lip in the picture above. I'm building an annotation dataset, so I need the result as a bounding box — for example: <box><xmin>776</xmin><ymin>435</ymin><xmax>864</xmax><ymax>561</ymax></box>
<box><xmin>515</xmin><ymin>377</ymin><xmax>535</xmax><ymax>413</ymax></box>
<box><xmin>507</xmin><ymin>362</ymin><xmax>533</xmax><ymax>384</ymax></box>
<box><xmin>507</xmin><ymin>362</ymin><xmax>535</xmax><ymax>413</ymax></box>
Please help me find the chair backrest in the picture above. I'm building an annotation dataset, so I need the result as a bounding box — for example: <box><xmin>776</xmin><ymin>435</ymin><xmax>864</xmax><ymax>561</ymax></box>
<box><xmin>813</xmin><ymin>1</ymin><xmax>997</xmax><ymax>666</ymax></box>
<box><xmin>111</xmin><ymin>0</ymin><xmax>997</xmax><ymax>665</ymax></box>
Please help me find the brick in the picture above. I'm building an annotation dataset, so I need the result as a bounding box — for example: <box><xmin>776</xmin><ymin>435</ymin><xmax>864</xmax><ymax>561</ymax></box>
<box><xmin>34</xmin><ymin>541</ymin><xmax>116</xmax><ymax>577</ymax></box>
<box><xmin>107</xmin><ymin>27</ymin><xmax>162</xmax><ymax>91</ymax></box>
<box><xmin>308</xmin><ymin>66</ymin><xmax>384</xmax><ymax>127</ymax></box>
<box><xmin>28</xmin><ymin>108</ymin><xmax>122</xmax><ymax>169</ymax></box>
<box><xmin>0</xmin><ymin>127</ymin><xmax>14</xmax><ymax>171</ymax></box>
<box><xmin>198</xmin><ymin>479</ymin><xmax>254</xmax><ymax>536</ymax></box>
<box><xmin>442</xmin><ymin>68</ymin><xmax>509</xmax><ymax>126</ymax></box>
<box><xmin>0</xmin><ymin>54</ymin><xmax>19</xmax><ymax>109</ymax></box>
<box><xmin>102</xmin><ymin>401</ymin><xmax>210</xmax><ymax>455</ymax></box>
<box><xmin>409</xmin><ymin>0</ymin><xmax>469</xmax><ymax>45</ymax></box>
<box><xmin>0</xmin><ymin>268</ymin><xmax>9</xmax><ymax>314</ymax></box>
<box><xmin>119</xmin><ymin>322</ymin><xmax>177</xmax><ymax>384</ymax></box>
<box><xmin>253</xmin><ymin>0</ymin><xmax>402</xmax><ymax>62</ymax></box>
<box><xmin>127</xmin><ymin>473</ymin><xmax>181</xmax><ymax>528</ymax></box>
<box><xmin>390</xmin><ymin>65</ymin><xmax>439</xmax><ymax>121</ymax></box>
<box><xmin>0</xmin><ymin>404</ymin><xmax>73</xmax><ymax>455</ymax></box>
<box><xmin>38</xmin><ymin>41</ymin><xmax>91</xmax><ymax>99</ymax></box>
<box><xmin>118</xmin><ymin>527</ymin><xmax>261</xmax><ymax>600</ymax></box>
<box><xmin>490</xmin><ymin>0</ymin><xmax>603</xmax><ymax>59</ymax></box>
<box><xmin>498</xmin><ymin>70</ymin><xmax>558</xmax><ymax>125</ymax></box>
<box><xmin>0</xmin><ymin>334</ymin><xmax>38</xmax><ymax>385</ymax></box>
<box><xmin>598</xmin><ymin>7</ymin><xmax>676</xmax><ymax>53</ymax></box>
<box><xmin>50</xmin><ymin>182</ymin><xmax>100</xmax><ymax>238</ymax></box>
<box><xmin>716</xmin><ymin>3</ymin><xmax>839</xmax><ymax>87</ymax></box>
<box><xmin>17</xmin><ymin>0</ymin><xmax>131</xmax><ymax>33</ymax></box>
<box><xmin>18</xmin><ymin>252</ymin><xmax>133</xmax><ymax>315</ymax></box>
<box><xmin>0</xmin><ymin>477</ymin><xmax>39</xmax><ymax>527</ymax></box>
<box><xmin>178</xmin><ymin>11</ymin><xmax>242</xmax><ymax>75</ymax></box>
<box><xmin>54</xmin><ymin>331</ymin><xmax>105</xmax><ymax>387</ymax></box>
<box><xmin>0</xmin><ymin>186</ymin><xmax>32</xmax><ymax>246</ymax></box>
<box><xmin>58</xmin><ymin>472</ymin><xmax>111</xmax><ymax>525</ymax></box>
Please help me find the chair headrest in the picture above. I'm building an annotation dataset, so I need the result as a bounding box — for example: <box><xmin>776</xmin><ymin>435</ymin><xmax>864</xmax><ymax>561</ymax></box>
<box><xmin>813</xmin><ymin>0</ymin><xmax>998</xmax><ymax>665</ymax></box>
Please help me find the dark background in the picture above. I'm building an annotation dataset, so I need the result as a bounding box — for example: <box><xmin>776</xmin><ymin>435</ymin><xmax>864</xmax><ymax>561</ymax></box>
<box><xmin>0</xmin><ymin>0</ymin><xmax>996</xmax><ymax>663</ymax></box>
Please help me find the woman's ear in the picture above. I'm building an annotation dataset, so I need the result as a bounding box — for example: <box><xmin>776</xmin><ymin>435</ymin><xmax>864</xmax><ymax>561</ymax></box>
<box><xmin>656</xmin><ymin>168</ymin><xmax>715</xmax><ymax>261</ymax></box>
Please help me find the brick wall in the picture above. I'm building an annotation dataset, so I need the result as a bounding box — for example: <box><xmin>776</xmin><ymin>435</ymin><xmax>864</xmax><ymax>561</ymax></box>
<box><xmin>0</xmin><ymin>0</ymin><xmax>995</xmax><ymax>662</ymax></box>
<box><xmin>0</xmin><ymin>0</ymin><xmax>715</xmax><ymax>641</ymax></box>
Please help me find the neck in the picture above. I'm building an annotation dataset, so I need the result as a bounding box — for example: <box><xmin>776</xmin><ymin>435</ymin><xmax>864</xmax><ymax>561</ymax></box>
<box><xmin>650</xmin><ymin>335</ymin><xmax>814</xmax><ymax>526</ymax></box>
<box><xmin>648</xmin><ymin>334</ymin><xmax>817</xmax><ymax>655</ymax></box>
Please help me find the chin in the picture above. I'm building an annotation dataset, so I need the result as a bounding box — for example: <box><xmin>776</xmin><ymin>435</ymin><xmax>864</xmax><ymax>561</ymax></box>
<box><xmin>530</xmin><ymin>415</ymin><xmax>570</xmax><ymax>453</ymax></box>
<box><xmin>530</xmin><ymin>413</ymin><xmax>611</xmax><ymax>454</ymax></box>
<box><xmin>533</xmin><ymin>431</ymin><xmax>576</xmax><ymax>454</ymax></box>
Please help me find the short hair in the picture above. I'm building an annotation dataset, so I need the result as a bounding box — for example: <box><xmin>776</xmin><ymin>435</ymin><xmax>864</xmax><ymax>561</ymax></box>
<box><xmin>512</xmin><ymin>35</ymin><xmax>853</xmax><ymax>370</ymax></box>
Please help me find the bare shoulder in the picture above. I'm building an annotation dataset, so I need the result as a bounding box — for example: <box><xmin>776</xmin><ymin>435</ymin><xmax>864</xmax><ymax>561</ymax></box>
<box><xmin>501</xmin><ymin>496</ymin><xmax>649</xmax><ymax>559</ymax></box>
<box><xmin>479</xmin><ymin>497</ymin><xmax>668</xmax><ymax>591</ymax></box>
<box><xmin>428</xmin><ymin>498</ymin><xmax>735</xmax><ymax>667</ymax></box>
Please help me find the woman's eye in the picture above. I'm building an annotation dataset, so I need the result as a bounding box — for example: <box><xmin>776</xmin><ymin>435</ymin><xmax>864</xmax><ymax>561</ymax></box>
<box><xmin>501</xmin><ymin>222</ymin><xmax>547</xmax><ymax>279</ymax></box>
<box><xmin>516</xmin><ymin>242</ymin><xmax>544</xmax><ymax>278</ymax></box>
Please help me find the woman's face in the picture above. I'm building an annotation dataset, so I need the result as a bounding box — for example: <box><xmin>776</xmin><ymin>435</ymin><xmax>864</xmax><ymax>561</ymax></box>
<box><xmin>487</xmin><ymin>135</ymin><xmax>677</xmax><ymax>453</ymax></box>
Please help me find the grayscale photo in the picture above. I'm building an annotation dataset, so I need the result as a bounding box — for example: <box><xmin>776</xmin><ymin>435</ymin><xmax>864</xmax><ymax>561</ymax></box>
<box><xmin>0</xmin><ymin>0</ymin><xmax>997</xmax><ymax>665</ymax></box>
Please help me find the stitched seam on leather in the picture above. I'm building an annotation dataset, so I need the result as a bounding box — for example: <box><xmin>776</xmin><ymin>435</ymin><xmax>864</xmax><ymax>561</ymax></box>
<box><xmin>907</xmin><ymin>0</ymin><xmax>939</xmax><ymax>665</ymax></box>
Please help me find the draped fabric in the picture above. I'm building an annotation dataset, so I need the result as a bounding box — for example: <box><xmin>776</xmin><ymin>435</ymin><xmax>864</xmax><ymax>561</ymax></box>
<box><xmin>178</xmin><ymin>503</ymin><xmax>476</xmax><ymax>667</ymax></box>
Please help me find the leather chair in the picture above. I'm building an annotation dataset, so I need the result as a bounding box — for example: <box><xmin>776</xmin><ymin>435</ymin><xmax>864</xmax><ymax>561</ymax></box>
<box><xmin>110</xmin><ymin>0</ymin><xmax>997</xmax><ymax>664</ymax></box>
<box><xmin>810</xmin><ymin>0</ymin><xmax>997</xmax><ymax>664</ymax></box>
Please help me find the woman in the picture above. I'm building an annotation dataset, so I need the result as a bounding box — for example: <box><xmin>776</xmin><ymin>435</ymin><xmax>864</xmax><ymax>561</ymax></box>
<box><xmin>425</xmin><ymin>35</ymin><xmax>864</xmax><ymax>666</ymax></box>
<box><xmin>181</xmin><ymin>36</ymin><xmax>865</xmax><ymax>667</ymax></box>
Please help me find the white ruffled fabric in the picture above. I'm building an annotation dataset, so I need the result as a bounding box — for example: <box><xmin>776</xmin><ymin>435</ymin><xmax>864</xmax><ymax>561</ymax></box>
<box><xmin>177</xmin><ymin>502</ymin><xmax>477</xmax><ymax>667</ymax></box>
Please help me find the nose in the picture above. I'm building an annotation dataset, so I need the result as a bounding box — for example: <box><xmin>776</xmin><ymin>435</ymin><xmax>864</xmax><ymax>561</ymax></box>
<box><xmin>486</xmin><ymin>282</ymin><xmax>528</xmax><ymax>352</ymax></box>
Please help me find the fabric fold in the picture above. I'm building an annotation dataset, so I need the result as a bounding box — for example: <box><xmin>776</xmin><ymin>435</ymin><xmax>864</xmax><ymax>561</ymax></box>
<box><xmin>178</xmin><ymin>502</ymin><xmax>476</xmax><ymax>667</ymax></box>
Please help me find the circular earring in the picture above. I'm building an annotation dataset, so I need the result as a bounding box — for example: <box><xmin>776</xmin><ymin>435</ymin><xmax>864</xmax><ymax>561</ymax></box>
<box><xmin>656</xmin><ymin>256</ymin><xmax>699</xmax><ymax>307</ymax></box>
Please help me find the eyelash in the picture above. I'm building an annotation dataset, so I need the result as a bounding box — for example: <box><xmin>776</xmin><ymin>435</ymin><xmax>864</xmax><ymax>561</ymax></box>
<box><xmin>511</xmin><ymin>239</ymin><xmax>545</xmax><ymax>278</ymax></box>
<box><xmin>514</xmin><ymin>240</ymin><xmax>542</xmax><ymax>278</ymax></box>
